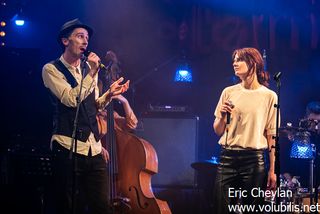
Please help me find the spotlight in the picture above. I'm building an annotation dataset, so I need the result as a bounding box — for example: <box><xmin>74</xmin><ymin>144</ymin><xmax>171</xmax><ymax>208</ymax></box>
<box><xmin>174</xmin><ymin>53</ymin><xmax>192</xmax><ymax>83</ymax></box>
<box><xmin>1</xmin><ymin>21</ymin><xmax>6</xmax><ymax>27</ymax></box>
<box><xmin>290</xmin><ymin>141</ymin><xmax>313</xmax><ymax>159</ymax></box>
<box><xmin>174</xmin><ymin>67</ymin><xmax>192</xmax><ymax>82</ymax></box>
<box><xmin>12</xmin><ymin>7</ymin><xmax>26</xmax><ymax>27</ymax></box>
<box><xmin>0</xmin><ymin>31</ymin><xmax>5</xmax><ymax>37</ymax></box>
<box><xmin>15</xmin><ymin>19</ymin><xmax>25</xmax><ymax>26</ymax></box>
<box><xmin>290</xmin><ymin>131</ymin><xmax>313</xmax><ymax>159</ymax></box>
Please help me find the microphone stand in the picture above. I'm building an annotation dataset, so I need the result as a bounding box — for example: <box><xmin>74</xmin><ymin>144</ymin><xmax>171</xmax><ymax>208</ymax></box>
<box><xmin>69</xmin><ymin>54</ymin><xmax>87</xmax><ymax>214</ymax></box>
<box><xmin>273</xmin><ymin>72</ymin><xmax>281</xmax><ymax>206</ymax></box>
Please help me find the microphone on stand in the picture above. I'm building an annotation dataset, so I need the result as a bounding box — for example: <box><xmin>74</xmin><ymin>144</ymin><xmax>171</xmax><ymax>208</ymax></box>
<box><xmin>273</xmin><ymin>72</ymin><xmax>282</xmax><ymax>81</ymax></box>
<box><xmin>263</xmin><ymin>49</ymin><xmax>267</xmax><ymax>71</ymax></box>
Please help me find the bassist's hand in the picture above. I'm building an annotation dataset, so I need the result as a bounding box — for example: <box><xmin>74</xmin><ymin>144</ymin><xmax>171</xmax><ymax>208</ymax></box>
<box><xmin>101</xmin><ymin>147</ymin><xmax>109</xmax><ymax>163</ymax></box>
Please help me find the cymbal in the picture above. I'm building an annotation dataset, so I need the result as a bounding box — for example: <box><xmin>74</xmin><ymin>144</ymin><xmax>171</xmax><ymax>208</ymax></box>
<box><xmin>279</xmin><ymin>126</ymin><xmax>313</xmax><ymax>143</ymax></box>
<box><xmin>191</xmin><ymin>159</ymin><xmax>218</xmax><ymax>171</ymax></box>
<box><xmin>279</xmin><ymin>126</ymin><xmax>308</xmax><ymax>136</ymax></box>
<box><xmin>279</xmin><ymin>126</ymin><xmax>307</xmax><ymax>133</ymax></box>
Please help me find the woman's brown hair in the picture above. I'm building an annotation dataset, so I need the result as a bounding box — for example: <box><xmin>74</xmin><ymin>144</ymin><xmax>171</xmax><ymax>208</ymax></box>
<box><xmin>232</xmin><ymin>47</ymin><xmax>270</xmax><ymax>87</ymax></box>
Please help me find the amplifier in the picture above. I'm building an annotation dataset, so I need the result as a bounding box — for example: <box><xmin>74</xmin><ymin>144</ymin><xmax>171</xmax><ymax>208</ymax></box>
<box><xmin>1</xmin><ymin>146</ymin><xmax>52</xmax><ymax>185</ymax></box>
<box><xmin>147</xmin><ymin>104</ymin><xmax>190</xmax><ymax>113</ymax></box>
<box><xmin>135</xmin><ymin>116</ymin><xmax>199</xmax><ymax>187</ymax></box>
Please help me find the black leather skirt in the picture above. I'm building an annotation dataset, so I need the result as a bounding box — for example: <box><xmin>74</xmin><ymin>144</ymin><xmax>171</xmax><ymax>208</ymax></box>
<box><xmin>213</xmin><ymin>148</ymin><xmax>267</xmax><ymax>213</ymax></box>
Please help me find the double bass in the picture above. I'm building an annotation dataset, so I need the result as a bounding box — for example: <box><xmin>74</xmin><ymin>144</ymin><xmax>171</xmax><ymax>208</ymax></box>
<box><xmin>100</xmin><ymin>51</ymin><xmax>172</xmax><ymax>214</ymax></box>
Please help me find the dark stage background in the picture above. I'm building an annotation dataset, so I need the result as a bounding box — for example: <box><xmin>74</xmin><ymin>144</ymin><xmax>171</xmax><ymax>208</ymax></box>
<box><xmin>1</xmin><ymin>0</ymin><xmax>320</xmax><ymax>213</ymax></box>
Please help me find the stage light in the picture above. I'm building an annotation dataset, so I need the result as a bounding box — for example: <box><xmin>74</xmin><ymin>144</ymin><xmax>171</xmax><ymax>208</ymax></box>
<box><xmin>0</xmin><ymin>31</ymin><xmax>5</xmax><ymax>37</ymax></box>
<box><xmin>174</xmin><ymin>68</ymin><xmax>192</xmax><ymax>82</ymax></box>
<box><xmin>1</xmin><ymin>21</ymin><xmax>6</xmax><ymax>27</ymax></box>
<box><xmin>290</xmin><ymin>141</ymin><xmax>313</xmax><ymax>159</ymax></box>
<box><xmin>290</xmin><ymin>131</ymin><xmax>313</xmax><ymax>159</ymax></box>
<box><xmin>12</xmin><ymin>7</ymin><xmax>26</xmax><ymax>27</ymax></box>
<box><xmin>15</xmin><ymin>19</ymin><xmax>24</xmax><ymax>26</ymax></box>
<box><xmin>174</xmin><ymin>53</ymin><xmax>192</xmax><ymax>83</ymax></box>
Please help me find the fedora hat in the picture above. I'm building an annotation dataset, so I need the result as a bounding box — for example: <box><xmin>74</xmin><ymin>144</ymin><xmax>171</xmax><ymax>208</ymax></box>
<box><xmin>57</xmin><ymin>18</ymin><xmax>93</xmax><ymax>44</ymax></box>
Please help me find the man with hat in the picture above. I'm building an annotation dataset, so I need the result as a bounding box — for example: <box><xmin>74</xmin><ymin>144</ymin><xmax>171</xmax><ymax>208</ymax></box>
<box><xmin>42</xmin><ymin>18</ymin><xmax>129</xmax><ymax>214</ymax></box>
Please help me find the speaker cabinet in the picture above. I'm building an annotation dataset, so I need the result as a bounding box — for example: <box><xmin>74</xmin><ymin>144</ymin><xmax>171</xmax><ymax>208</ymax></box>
<box><xmin>135</xmin><ymin>116</ymin><xmax>199</xmax><ymax>187</ymax></box>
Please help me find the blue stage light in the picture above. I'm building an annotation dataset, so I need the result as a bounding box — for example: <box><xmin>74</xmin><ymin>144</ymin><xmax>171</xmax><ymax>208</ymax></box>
<box><xmin>12</xmin><ymin>8</ymin><xmax>26</xmax><ymax>27</ymax></box>
<box><xmin>174</xmin><ymin>50</ymin><xmax>193</xmax><ymax>83</ymax></box>
<box><xmin>290</xmin><ymin>141</ymin><xmax>313</xmax><ymax>159</ymax></box>
<box><xmin>174</xmin><ymin>67</ymin><xmax>192</xmax><ymax>82</ymax></box>
<box><xmin>15</xmin><ymin>19</ymin><xmax>25</xmax><ymax>26</ymax></box>
<box><xmin>290</xmin><ymin>131</ymin><xmax>313</xmax><ymax>159</ymax></box>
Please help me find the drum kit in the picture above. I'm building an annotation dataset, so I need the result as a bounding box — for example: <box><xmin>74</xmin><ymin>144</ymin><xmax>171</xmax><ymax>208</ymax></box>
<box><xmin>190</xmin><ymin>118</ymin><xmax>320</xmax><ymax>212</ymax></box>
<box><xmin>280</xmin><ymin>119</ymin><xmax>319</xmax><ymax>159</ymax></box>
<box><xmin>278</xmin><ymin>118</ymin><xmax>320</xmax><ymax>211</ymax></box>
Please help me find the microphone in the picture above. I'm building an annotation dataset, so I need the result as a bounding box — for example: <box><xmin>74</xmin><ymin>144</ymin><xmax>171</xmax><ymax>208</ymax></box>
<box><xmin>83</xmin><ymin>50</ymin><xmax>110</xmax><ymax>70</ymax></box>
<box><xmin>263</xmin><ymin>49</ymin><xmax>267</xmax><ymax>71</ymax></box>
<box><xmin>226</xmin><ymin>101</ymin><xmax>235</xmax><ymax>125</ymax></box>
<box><xmin>273</xmin><ymin>72</ymin><xmax>282</xmax><ymax>81</ymax></box>
<box><xmin>226</xmin><ymin>112</ymin><xmax>231</xmax><ymax>125</ymax></box>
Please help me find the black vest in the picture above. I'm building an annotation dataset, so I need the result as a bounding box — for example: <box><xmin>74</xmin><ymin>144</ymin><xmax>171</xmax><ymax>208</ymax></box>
<box><xmin>49</xmin><ymin>59</ymin><xmax>100</xmax><ymax>142</ymax></box>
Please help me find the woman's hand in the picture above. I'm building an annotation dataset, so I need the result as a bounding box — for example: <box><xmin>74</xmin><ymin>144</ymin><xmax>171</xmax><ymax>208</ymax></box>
<box><xmin>213</xmin><ymin>100</ymin><xmax>235</xmax><ymax>135</ymax></box>
<box><xmin>220</xmin><ymin>100</ymin><xmax>234</xmax><ymax>119</ymax></box>
<box><xmin>112</xmin><ymin>94</ymin><xmax>127</xmax><ymax>104</ymax></box>
<box><xmin>267</xmin><ymin>170</ymin><xmax>277</xmax><ymax>191</ymax></box>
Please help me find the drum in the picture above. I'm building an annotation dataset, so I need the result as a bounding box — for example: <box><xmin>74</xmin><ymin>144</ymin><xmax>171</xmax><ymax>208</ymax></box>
<box><xmin>280</xmin><ymin>122</ymin><xmax>314</xmax><ymax>159</ymax></box>
<box><xmin>279</xmin><ymin>119</ymin><xmax>319</xmax><ymax>213</ymax></box>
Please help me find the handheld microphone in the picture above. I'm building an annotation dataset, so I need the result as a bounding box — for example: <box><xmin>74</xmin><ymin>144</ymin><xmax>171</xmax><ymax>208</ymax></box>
<box><xmin>226</xmin><ymin>112</ymin><xmax>231</xmax><ymax>125</ymax></box>
<box><xmin>226</xmin><ymin>101</ymin><xmax>235</xmax><ymax>125</ymax></box>
<box><xmin>83</xmin><ymin>50</ymin><xmax>110</xmax><ymax>70</ymax></box>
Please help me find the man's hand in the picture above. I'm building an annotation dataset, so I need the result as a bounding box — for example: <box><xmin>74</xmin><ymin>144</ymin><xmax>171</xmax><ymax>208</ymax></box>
<box><xmin>86</xmin><ymin>51</ymin><xmax>101</xmax><ymax>77</ymax></box>
<box><xmin>109</xmin><ymin>77</ymin><xmax>129</xmax><ymax>96</ymax></box>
